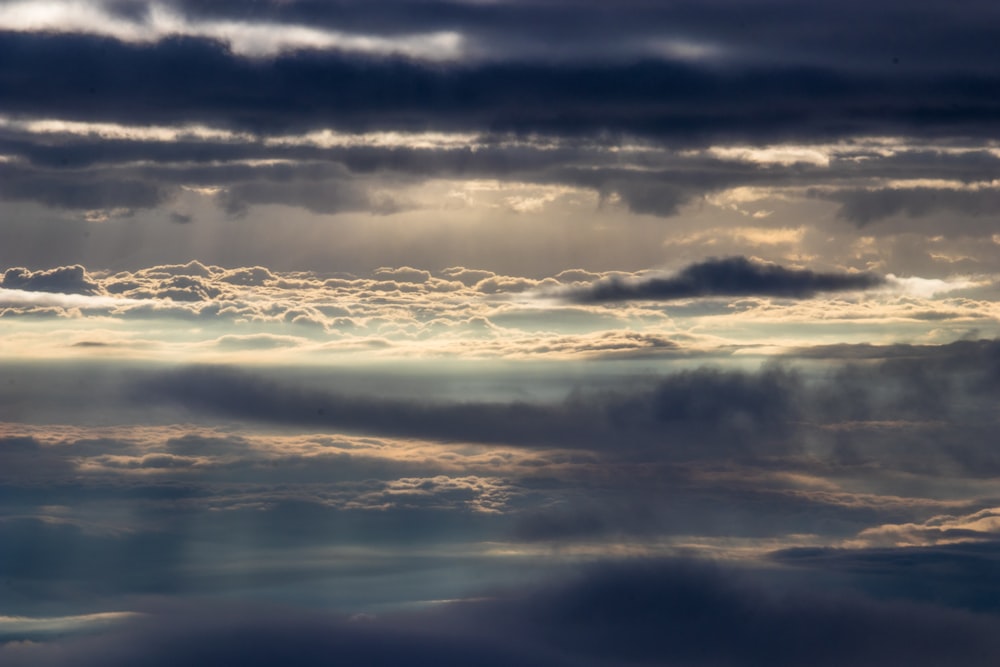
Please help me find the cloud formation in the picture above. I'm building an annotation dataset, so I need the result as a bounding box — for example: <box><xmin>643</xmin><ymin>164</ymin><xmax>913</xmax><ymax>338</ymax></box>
<box><xmin>564</xmin><ymin>257</ymin><xmax>885</xmax><ymax>303</ymax></box>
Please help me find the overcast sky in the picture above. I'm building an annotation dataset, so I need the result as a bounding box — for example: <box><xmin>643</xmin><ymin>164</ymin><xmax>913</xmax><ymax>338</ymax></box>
<box><xmin>3</xmin><ymin>1</ymin><xmax>1000</xmax><ymax>665</ymax></box>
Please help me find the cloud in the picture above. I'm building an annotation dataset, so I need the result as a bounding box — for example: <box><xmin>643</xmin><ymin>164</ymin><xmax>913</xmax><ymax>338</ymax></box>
<box><xmin>843</xmin><ymin>507</ymin><xmax>1000</xmax><ymax>548</ymax></box>
<box><xmin>562</xmin><ymin>257</ymin><xmax>884</xmax><ymax>303</ymax></box>
<box><xmin>0</xmin><ymin>0</ymin><xmax>464</xmax><ymax>60</ymax></box>
<box><xmin>829</xmin><ymin>187</ymin><xmax>1000</xmax><ymax>225</ymax></box>
<box><xmin>218</xmin><ymin>179</ymin><xmax>408</xmax><ymax>217</ymax></box>
<box><xmin>105</xmin><ymin>337</ymin><xmax>1000</xmax><ymax>477</ymax></box>
<box><xmin>89</xmin><ymin>0</ymin><xmax>1000</xmax><ymax>78</ymax></box>
<box><xmin>5</xmin><ymin>4</ymin><xmax>1000</xmax><ymax>661</ymax></box>
<box><xmin>0</xmin><ymin>260</ymin><xmax>993</xmax><ymax>365</ymax></box>
<box><xmin>10</xmin><ymin>341</ymin><xmax>1000</xmax><ymax>618</ymax></box>
<box><xmin>0</xmin><ymin>612</ymin><xmax>141</xmax><ymax>642</ymax></box>
<box><xmin>1</xmin><ymin>265</ymin><xmax>104</xmax><ymax>295</ymax></box>
<box><xmin>132</xmin><ymin>363</ymin><xmax>809</xmax><ymax>455</ymax></box>
<box><xmin>456</xmin><ymin>560</ymin><xmax>1000</xmax><ymax>666</ymax></box>
<box><xmin>0</xmin><ymin>162</ymin><xmax>165</xmax><ymax>212</ymax></box>
<box><xmin>4</xmin><ymin>29</ymin><xmax>1000</xmax><ymax>142</ymax></box>
<box><xmin>771</xmin><ymin>540</ymin><xmax>1000</xmax><ymax>614</ymax></box>
<box><xmin>4</xmin><ymin>560</ymin><xmax>1000</xmax><ymax>666</ymax></box>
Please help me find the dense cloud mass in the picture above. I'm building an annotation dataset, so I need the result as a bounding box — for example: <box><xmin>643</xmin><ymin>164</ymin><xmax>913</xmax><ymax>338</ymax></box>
<box><xmin>4</xmin><ymin>1</ymin><xmax>1000</xmax><ymax>664</ymax></box>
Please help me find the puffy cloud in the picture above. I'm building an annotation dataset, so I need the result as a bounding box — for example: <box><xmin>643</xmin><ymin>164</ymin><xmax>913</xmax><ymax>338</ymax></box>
<box><xmin>1</xmin><ymin>265</ymin><xmax>104</xmax><ymax>295</ymax></box>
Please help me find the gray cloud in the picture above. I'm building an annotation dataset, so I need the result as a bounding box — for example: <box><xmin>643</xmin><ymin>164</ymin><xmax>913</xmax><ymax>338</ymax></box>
<box><xmin>1</xmin><ymin>265</ymin><xmax>105</xmax><ymax>295</ymax></box>
<box><xmin>161</xmin><ymin>0</ymin><xmax>1000</xmax><ymax>74</ymax></box>
<box><xmin>563</xmin><ymin>257</ymin><xmax>885</xmax><ymax>303</ymax></box>
<box><xmin>117</xmin><ymin>337</ymin><xmax>1000</xmax><ymax>475</ymax></box>
<box><xmin>132</xmin><ymin>363</ymin><xmax>805</xmax><ymax>456</ymax></box>
<box><xmin>829</xmin><ymin>187</ymin><xmax>1000</xmax><ymax>226</ymax></box>
<box><xmin>3</xmin><ymin>27</ymin><xmax>1000</xmax><ymax>142</ymax></box>
<box><xmin>0</xmin><ymin>163</ymin><xmax>164</xmax><ymax>212</ymax></box>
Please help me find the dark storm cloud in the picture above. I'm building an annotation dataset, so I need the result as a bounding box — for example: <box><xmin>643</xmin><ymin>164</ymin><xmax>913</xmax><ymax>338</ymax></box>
<box><xmin>5</xmin><ymin>560</ymin><xmax>1000</xmax><ymax>667</ymax></box>
<box><xmin>3</xmin><ymin>31</ymin><xmax>1000</xmax><ymax>143</ymax></box>
<box><xmin>564</xmin><ymin>257</ymin><xmax>885</xmax><ymax>303</ymax></box>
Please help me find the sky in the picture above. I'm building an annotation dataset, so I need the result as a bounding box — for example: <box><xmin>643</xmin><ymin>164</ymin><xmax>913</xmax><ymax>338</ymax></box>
<box><xmin>3</xmin><ymin>0</ymin><xmax>1000</xmax><ymax>664</ymax></box>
